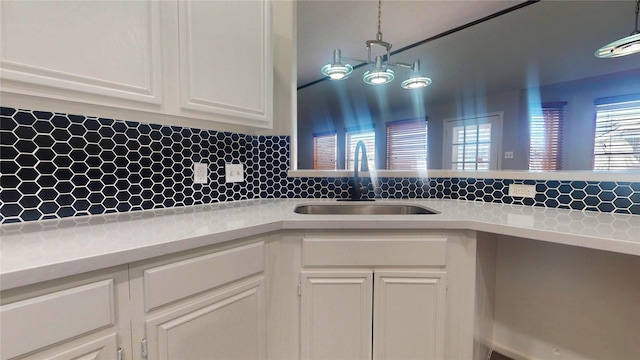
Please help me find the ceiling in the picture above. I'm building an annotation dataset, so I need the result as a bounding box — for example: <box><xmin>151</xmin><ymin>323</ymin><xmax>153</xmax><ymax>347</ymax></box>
<box><xmin>297</xmin><ymin>0</ymin><xmax>524</xmax><ymax>88</ymax></box>
<box><xmin>297</xmin><ymin>1</ymin><xmax>640</xmax><ymax>105</ymax></box>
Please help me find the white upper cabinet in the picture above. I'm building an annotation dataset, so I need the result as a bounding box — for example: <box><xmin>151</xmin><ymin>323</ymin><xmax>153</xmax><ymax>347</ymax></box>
<box><xmin>0</xmin><ymin>0</ymin><xmax>273</xmax><ymax>129</ymax></box>
<box><xmin>0</xmin><ymin>0</ymin><xmax>163</xmax><ymax>106</ymax></box>
<box><xmin>178</xmin><ymin>0</ymin><xmax>272</xmax><ymax>127</ymax></box>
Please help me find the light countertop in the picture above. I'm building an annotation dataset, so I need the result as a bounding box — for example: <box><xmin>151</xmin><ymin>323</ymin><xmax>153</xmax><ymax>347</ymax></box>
<box><xmin>2</xmin><ymin>198</ymin><xmax>639</xmax><ymax>291</ymax></box>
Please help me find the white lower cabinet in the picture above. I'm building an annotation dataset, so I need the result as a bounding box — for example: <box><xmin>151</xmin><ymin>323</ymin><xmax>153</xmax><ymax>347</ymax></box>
<box><xmin>301</xmin><ymin>271</ymin><xmax>373</xmax><ymax>360</ymax></box>
<box><xmin>300</xmin><ymin>270</ymin><xmax>446</xmax><ymax>360</ymax></box>
<box><xmin>144</xmin><ymin>277</ymin><xmax>265</xmax><ymax>360</ymax></box>
<box><xmin>129</xmin><ymin>239</ymin><xmax>268</xmax><ymax>360</ymax></box>
<box><xmin>1</xmin><ymin>230</ymin><xmax>477</xmax><ymax>360</ymax></box>
<box><xmin>373</xmin><ymin>271</ymin><xmax>446</xmax><ymax>360</ymax></box>
<box><xmin>0</xmin><ymin>267</ymin><xmax>130</xmax><ymax>360</ymax></box>
<box><xmin>297</xmin><ymin>231</ymin><xmax>449</xmax><ymax>360</ymax></box>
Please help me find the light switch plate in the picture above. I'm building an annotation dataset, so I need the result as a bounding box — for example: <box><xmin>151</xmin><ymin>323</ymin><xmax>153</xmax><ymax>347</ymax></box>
<box><xmin>504</xmin><ymin>151</ymin><xmax>514</xmax><ymax>159</ymax></box>
<box><xmin>508</xmin><ymin>184</ymin><xmax>536</xmax><ymax>198</ymax></box>
<box><xmin>194</xmin><ymin>162</ymin><xmax>207</xmax><ymax>184</ymax></box>
<box><xmin>225</xmin><ymin>163</ymin><xmax>244</xmax><ymax>183</ymax></box>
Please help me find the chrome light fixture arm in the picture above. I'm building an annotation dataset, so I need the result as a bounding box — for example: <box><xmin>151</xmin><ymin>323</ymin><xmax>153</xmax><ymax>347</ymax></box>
<box><xmin>320</xmin><ymin>0</ymin><xmax>432</xmax><ymax>89</ymax></box>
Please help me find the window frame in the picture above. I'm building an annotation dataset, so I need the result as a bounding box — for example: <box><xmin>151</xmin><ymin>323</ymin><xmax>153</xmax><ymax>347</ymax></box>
<box><xmin>592</xmin><ymin>94</ymin><xmax>640</xmax><ymax>171</ymax></box>
<box><xmin>442</xmin><ymin>113</ymin><xmax>502</xmax><ymax>170</ymax></box>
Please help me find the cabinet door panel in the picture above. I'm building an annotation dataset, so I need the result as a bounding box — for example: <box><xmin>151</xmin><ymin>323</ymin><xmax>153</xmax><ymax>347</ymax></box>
<box><xmin>178</xmin><ymin>0</ymin><xmax>272</xmax><ymax>126</ymax></box>
<box><xmin>16</xmin><ymin>333</ymin><xmax>118</xmax><ymax>360</ymax></box>
<box><xmin>301</xmin><ymin>271</ymin><xmax>373</xmax><ymax>360</ymax></box>
<box><xmin>373</xmin><ymin>271</ymin><xmax>446</xmax><ymax>360</ymax></box>
<box><xmin>0</xmin><ymin>280</ymin><xmax>115</xmax><ymax>360</ymax></box>
<box><xmin>0</xmin><ymin>1</ymin><xmax>162</xmax><ymax>104</ymax></box>
<box><xmin>146</xmin><ymin>277</ymin><xmax>266</xmax><ymax>360</ymax></box>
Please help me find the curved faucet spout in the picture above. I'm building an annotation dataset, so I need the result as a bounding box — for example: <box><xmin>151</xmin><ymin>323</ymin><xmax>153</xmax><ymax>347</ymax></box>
<box><xmin>350</xmin><ymin>140</ymin><xmax>370</xmax><ymax>201</ymax></box>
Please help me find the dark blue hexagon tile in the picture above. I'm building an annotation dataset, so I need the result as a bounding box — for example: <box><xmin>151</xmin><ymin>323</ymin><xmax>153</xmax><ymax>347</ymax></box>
<box><xmin>1</xmin><ymin>106</ymin><xmax>639</xmax><ymax>223</ymax></box>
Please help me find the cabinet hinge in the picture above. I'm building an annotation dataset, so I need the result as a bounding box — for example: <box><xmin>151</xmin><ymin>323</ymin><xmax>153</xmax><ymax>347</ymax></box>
<box><xmin>140</xmin><ymin>338</ymin><xmax>148</xmax><ymax>358</ymax></box>
<box><xmin>298</xmin><ymin>282</ymin><xmax>302</xmax><ymax>296</ymax></box>
<box><xmin>117</xmin><ymin>346</ymin><xmax>123</xmax><ymax>360</ymax></box>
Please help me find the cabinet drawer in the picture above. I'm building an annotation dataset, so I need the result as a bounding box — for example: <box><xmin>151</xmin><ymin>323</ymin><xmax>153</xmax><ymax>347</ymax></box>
<box><xmin>144</xmin><ymin>241</ymin><xmax>264</xmax><ymax>311</ymax></box>
<box><xmin>0</xmin><ymin>280</ymin><xmax>115</xmax><ymax>360</ymax></box>
<box><xmin>303</xmin><ymin>237</ymin><xmax>446</xmax><ymax>266</ymax></box>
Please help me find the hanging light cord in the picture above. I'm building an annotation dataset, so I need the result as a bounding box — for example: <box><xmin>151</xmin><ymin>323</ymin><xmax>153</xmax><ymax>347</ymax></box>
<box><xmin>376</xmin><ymin>0</ymin><xmax>383</xmax><ymax>41</ymax></box>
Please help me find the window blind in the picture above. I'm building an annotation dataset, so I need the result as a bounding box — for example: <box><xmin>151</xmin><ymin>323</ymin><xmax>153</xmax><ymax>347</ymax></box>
<box><xmin>529</xmin><ymin>102</ymin><xmax>565</xmax><ymax>170</ymax></box>
<box><xmin>593</xmin><ymin>95</ymin><xmax>640</xmax><ymax>170</ymax></box>
<box><xmin>346</xmin><ymin>130</ymin><xmax>375</xmax><ymax>170</ymax></box>
<box><xmin>386</xmin><ymin>119</ymin><xmax>427</xmax><ymax>170</ymax></box>
<box><xmin>313</xmin><ymin>133</ymin><xmax>337</xmax><ymax>170</ymax></box>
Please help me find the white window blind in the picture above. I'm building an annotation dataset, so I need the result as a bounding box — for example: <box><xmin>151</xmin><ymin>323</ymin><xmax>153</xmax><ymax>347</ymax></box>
<box><xmin>386</xmin><ymin>119</ymin><xmax>427</xmax><ymax>170</ymax></box>
<box><xmin>451</xmin><ymin>123</ymin><xmax>491</xmax><ymax>170</ymax></box>
<box><xmin>313</xmin><ymin>133</ymin><xmax>337</xmax><ymax>170</ymax></box>
<box><xmin>593</xmin><ymin>95</ymin><xmax>640</xmax><ymax>170</ymax></box>
<box><xmin>529</xmin><ymin>102</ymin><xmax>565</xmax><ymax>170</ymax></box>
<box><xmin>346</xmin><ymin>129</ymin><xmax>375</xmax><ymax>170</ymax></box>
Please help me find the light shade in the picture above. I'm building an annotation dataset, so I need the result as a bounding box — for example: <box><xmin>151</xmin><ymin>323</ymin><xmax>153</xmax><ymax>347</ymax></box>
<box><xmin>363</xmin><ymin>55</ymin><xmax>394</xmax><ymax>85</ymax></box>
<box><xmin>321</xmin><ymin>63</ymin><xmax>353</xmax><ymax>80</ymax></box>
<box><xmin>321</xmin><ymin>49</ymin><xmax>353</xmax><ymax>80</ymax></box>
<box><xmin>401</xmin><ymin>76</ymin><xmax>432</xmax><ymax>89</ymax></box>
<box><xmin>363</xmin><ymin>68</ymin><xmax>395</xmax><ymax>85</ymax></box>
<box><xmin>596</xmin><ymin>32</ymin><xmax>640</xmax><ymax>58</ymax></box>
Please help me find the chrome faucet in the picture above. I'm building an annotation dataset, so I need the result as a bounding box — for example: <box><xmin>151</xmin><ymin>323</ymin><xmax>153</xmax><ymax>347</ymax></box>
<box><xmin>345</xmin><ymin>140</ymin><xmax>372</xmax><ymax>201</ymax></box>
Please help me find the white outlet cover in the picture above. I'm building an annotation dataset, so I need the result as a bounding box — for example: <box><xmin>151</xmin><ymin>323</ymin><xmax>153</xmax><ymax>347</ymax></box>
<box><xmin>508</xmin><ymin>184</ymin><xmax>536</xmax><ymax>198</ymax></box>
<box><xmin>225</xmin><ymin>163</ymin><xmax>244</xmax><ymax>183</ymax></box>
<box><xmin>194</xmin><ymin>162</ymin><xmax>207</xmax><ymax>184</ymax></box>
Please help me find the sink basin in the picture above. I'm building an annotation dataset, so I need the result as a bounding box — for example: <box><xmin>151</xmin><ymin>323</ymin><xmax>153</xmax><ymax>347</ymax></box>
<box><xmin>293</xmin><ymin>202</ymin><xmax>439</xmax><ymax>215</ymax></box>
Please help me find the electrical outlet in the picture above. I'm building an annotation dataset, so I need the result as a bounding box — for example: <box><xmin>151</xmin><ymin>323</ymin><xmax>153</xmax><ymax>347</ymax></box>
<box><xmin>225</xmin><ymin>163</ymin><xmax>244</xmax><ymax>183</ymax></box>
<box><xmin>194</xmin><ymin>162</ymin><xmax>208</xmax><ymax>184</ymax></box>
<box><xmin>508</xmin><ymin>184</ymin><xmax>536</xmax><ymax>198</ymax></box>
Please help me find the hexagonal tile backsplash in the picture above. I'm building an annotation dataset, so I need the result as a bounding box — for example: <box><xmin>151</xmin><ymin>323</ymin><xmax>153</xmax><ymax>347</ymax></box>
<box><xmin>1</xmin><ymin>106</ymin><xmax>638</xmax><ymax>223</ymax></box>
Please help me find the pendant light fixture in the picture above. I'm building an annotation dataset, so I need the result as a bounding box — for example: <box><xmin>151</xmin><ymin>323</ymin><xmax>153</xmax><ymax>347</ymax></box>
<box><xmin>320</xmin><ymin>0</ymin><xmax>431</xmax><ymax>89</ymax></box>
<box><xmin>595</xmin><ymin>0</ymin><xmax>640</xmax><ymax>58</ymax></box>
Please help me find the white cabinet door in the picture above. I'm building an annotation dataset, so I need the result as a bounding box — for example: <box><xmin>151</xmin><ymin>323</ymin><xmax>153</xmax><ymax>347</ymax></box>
<box><xmin>373</xmin><ymin>271</ymin><xmax>447</xmax><ymax>360</ymax></box>
<box><xmin>0</xmin><ymin>0</ymin><xmax>162</xmax><ymax>106</ymax></box>
<box><xmin>145</xmin><ymin>277</ymin><xmax>266</xmax><ymax>360</ymax></box>
<box><xmin>177</xmin><ymin>0</ymin><xmax>272</xmax><ymax>127</ymax></box>
<box><xmin>130</xmin><ymin>240</ymin><xmax>268</xmax><ymax>360</ymax></box>
<box><xmin>0</xmin><ymin>268</ymin><xmax>130</xmax><ymax>360</ymax></box>
<box><xmin>300</xmin><ymin>271</ymin><xmax>373</xmax><ymax>360</ymax></box>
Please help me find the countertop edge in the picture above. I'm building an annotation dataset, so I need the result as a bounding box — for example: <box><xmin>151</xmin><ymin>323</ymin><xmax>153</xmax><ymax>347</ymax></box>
<box><xmin>2</xmin><ymin>199</ymin><xmax>639</xmax><ymax>291</ymax></box>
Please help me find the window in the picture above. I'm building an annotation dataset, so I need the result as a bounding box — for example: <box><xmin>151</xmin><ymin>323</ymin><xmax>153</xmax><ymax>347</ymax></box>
<box><xmin>346</xmin><ymin>129</ymin><xmax>375</xmax><ymax>170</ymax></box>
<box><xmin>386</xmin><ymin>119</ymin><xmax>428</xmax><ymax>170</ymax></box>
<box><xmin>313</xmin><ymin>132</ymin><xmax>337</xmax><ymax>170</ymax></box>
<box><xmin>443</xmin><ymin>113</ymin><xmax>501</xmax><ymax>170</ymax></box>
<box><xmin>593</xmin><ymin>95</ymin><xmax>640</xmax><ymax>170</ymax></box>
<box><xmin>529</xmin><ymin>102</ymin><xmax>565</xmax><ymax>170</ymax></box>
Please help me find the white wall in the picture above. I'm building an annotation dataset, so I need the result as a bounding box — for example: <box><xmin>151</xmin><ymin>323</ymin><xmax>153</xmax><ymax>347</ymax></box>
<box><xmin>492</xmin><ymin>236</ymin><xmax>640</xmax><ymax>360</ymax></box>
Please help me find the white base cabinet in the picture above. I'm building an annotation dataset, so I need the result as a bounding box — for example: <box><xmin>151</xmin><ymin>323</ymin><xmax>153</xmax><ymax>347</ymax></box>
<box><xmin>373</xmin><ymin>271</ymin><xmax>446</xmax><ymax>360</ymax></box>
<box><xmin>144</xmin><ymin>278</ymin><xmax>265</xmax><ymax>360</ymax></box>
<box><xmin>1</xmin><ymin>229</ymin><xmax>478</xmax><ymax>360</ymax></box>
<box><xmin>0</xmin><ymin>237</ymin><xmax>269</xmax><ymax>360</ymax></box>
<box><xmin>294</xmin><ymin>231</ymin><xmax>454</xmax><ymax>360</ymax></box>
<box><xmin>0</xmin><ymin>267</ymin><xmax>130</xmax><ymax>360</ymax></box>
<box><xmin>129</xmin><ymin>239</ymin><xmax>268</xmax><ymax>360</ymax></box>
<box><xmin>301</xmin><ymin>271</ymin><xmax>373</xmax><ymax>360</ymax></box>
<box><xmin>301</xmin><ymin>270</ymin><xmax>446</xmax><ymax>360</ymax></box>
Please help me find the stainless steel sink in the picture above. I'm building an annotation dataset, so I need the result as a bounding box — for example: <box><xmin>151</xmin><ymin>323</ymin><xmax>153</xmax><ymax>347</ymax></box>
<box><xmin>293</xmin><ymin>202</ymin><xmax>439</xmax><ymax>215</ymax></box>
